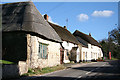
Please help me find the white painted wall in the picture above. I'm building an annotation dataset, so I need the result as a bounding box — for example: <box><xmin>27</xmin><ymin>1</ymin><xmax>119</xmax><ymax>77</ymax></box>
<box><xmin>80</xmin><ymin>43</ymin><xmax>103</xmax><ymax>62</ymax></box>
<box><xmin>62</xmin><ymin>41</ymin><xmax>78</xmax><ymax>63</ymax></box>
<box><xmin>76</xmin><ymin>48</ymin><xmax>80</xmax><ymax>62</ymax></box>
<box><xmin>81</xmin><ymin>47</ymin><xmax>88</xmax><ymax>61</ymax></box>
<box><xmin>28</xmin><ymin>34</ymin><xmax>61</xmax><ymax>68</ymax></box>
<box><xmin>91</xmin><ymin>45</ymin><xmax>103</xmax><ymax>60</ymax></box>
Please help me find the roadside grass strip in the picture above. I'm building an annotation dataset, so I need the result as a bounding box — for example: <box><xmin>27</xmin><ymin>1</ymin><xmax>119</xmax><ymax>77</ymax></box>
<box><xmin>22</xmin><ymin>65</ymin><xmax>66</xmax><ymax>76</ymax></box>
<box><xmin>0</xmin><ymin>60</ymin><xmax>14</xmax><ymax>64</ymax></box>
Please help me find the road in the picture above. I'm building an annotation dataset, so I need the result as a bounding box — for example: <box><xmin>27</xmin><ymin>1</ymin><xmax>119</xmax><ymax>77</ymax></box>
<box><xmin>9</xmin><ymin>60</ymin><xmax>120</xmax><ymax>80</ymax></box>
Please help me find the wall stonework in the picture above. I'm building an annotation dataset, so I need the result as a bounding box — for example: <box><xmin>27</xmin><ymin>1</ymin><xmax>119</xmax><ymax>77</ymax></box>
<box><xmin>27</xmin><ymin>34</ymin><xmax>61</xmax><ymax>69</ymax></box>
<box><xmin>18</xmin><ymin>61</ymin><xmax>28</xmax><ymax>75</ymax></box>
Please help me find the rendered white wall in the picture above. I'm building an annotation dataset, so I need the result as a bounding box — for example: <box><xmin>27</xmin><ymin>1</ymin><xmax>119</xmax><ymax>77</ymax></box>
<box><xmin>62</xmin><ymin>41</ymin><xmax>78</xmax><ymax>63</ymax></box>
<box><xmin>81</xmin><ymin>43</ymin><xmax>103</xmax><ymax>62</ymax></box>
<box><xmin>27</xmin><ymin>34</ymin><xmax>61</xmax><ymax>68</ymax></box>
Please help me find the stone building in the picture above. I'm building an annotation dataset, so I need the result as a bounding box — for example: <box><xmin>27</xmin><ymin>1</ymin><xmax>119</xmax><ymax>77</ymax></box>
<box><xmin>2</xmin><ymin>1</ymin><xmax>62</xmax><ymax>78</ymax></box>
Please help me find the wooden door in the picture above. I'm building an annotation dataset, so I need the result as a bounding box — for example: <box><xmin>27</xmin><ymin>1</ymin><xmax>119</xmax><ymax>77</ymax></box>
<box><xmin>60</xmin><ymin>47</ymin><xmax>64</xmax><ymax>64</ymax></box>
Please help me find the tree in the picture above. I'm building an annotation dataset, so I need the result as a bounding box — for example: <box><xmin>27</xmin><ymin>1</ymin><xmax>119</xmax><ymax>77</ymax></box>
<box><xmin>109</xmin><ymin>26</ymin><xmax>120</xmax><ymax>59</ymax></box>
<box><xmin>109</xmin><ymin>26</ymin><xmax>120</xmax><ymax>45</ymax></box>
<box><xmin>99</xmin><ymin>26</ymin><xmax>120</xmax><ymax>59</ymax></box>
<box><xmin>99</xmin><ymin>39</ymin><xmax>109</xmax><ymax>57</ymax></box>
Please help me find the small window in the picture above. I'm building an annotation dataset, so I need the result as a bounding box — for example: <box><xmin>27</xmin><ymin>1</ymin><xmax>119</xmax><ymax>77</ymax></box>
<box><xmin>38</xmin><ymin>42</ymin><xmax>48</xmax><ymax>59</ymax></box>
<box><xmin>67</xmin><ymin>42</ymin><xmax>69</xmax><ymax>46</ymax></box>
<box><xmin>91</xmin><ymin>46</ymin><xmax>93</xmax><ymax>49</ymax></box>
<box><xmin>86</xmin><ymin>52</ymin><xmax>87</xmax><ymax>58</ymax></box>
<box><xmin>91</xmin><ymin>52</ymin><xmax>93</xmax><ymax>58</ymax></box>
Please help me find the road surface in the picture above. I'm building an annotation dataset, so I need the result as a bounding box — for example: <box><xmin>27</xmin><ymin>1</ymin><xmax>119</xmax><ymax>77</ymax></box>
<box><xmin>7</xmin><ymin>60</ymin><xmax>120</xmax><ymax>80</ymax></box>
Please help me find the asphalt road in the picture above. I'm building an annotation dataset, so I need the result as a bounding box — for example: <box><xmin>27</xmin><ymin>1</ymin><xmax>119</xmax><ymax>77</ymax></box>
<box><xmin>7</xmin><ymin>60</ymin><xmax>120</xmax><ymax>80</ymax></box>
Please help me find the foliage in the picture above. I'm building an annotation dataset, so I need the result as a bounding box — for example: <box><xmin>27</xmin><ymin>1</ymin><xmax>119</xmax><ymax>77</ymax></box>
<box><xmin>99</xmin><ymin>26</ymin><xmax>120</xmax><ymax>59</ymax></box>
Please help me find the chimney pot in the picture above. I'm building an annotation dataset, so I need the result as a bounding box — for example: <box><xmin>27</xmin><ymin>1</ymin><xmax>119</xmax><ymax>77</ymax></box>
<box><xmin>44</xmin><ymin>14</ymin><xmax>49</xmax><ymax>21</ymax></box>
<box><xmin>64</xmin><ymin>26</ymin><xmax>67</xmax><ymax>29</ymax></box>
<box><xmin>89</xmin><ymin>33</ymin><xmax>91</xmax><ymax>36</ymax></box>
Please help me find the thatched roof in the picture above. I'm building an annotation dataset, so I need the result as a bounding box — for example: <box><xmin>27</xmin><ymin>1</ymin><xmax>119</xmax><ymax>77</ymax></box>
<box><xmin>73</xmin><ymin>30</ymin><xmax>102</xmax><ymax>47</ymax></box>
<box><xmin>48</xmin><ymin>22</ymin><xmax>79</xmax><ymax>44</ymax></box>
<box><xmin>75</xmin><ymin>36</ymin><xmax>88</xmax><ymax>48</ymax></box>
<box><xmin>2</xmin><ymin>1</ymin><xmax>62</xmax><ymax>42</ymax></box>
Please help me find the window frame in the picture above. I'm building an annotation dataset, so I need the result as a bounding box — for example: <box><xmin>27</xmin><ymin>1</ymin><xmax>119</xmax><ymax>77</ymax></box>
<box><xmin>38</xmin><ymin>42</ymin><xmax>48</xmax><ymax>59</ymax></box>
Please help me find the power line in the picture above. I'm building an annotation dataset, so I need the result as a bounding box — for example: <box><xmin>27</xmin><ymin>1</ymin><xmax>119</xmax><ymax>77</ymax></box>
<box><xmin>46</xmin><ymin>2</ymin><xmax>64</xmax><ymax>14</ymax></box>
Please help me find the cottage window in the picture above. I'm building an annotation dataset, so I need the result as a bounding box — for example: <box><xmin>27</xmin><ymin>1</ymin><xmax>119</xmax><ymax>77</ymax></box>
<box><xmin>67</xmin><ymin>42</ymin><xmax>69</xmax><ymax>46</ymax></box>
<box><xmin>38</xmin><ymin>42</ymin><xmax>48</xmax><ymax>59</ymax></box>
<box><xmin>86</xmin><ymin>52</ymin><xmax>87</xmax><ymax>59</ymax></box>
<box><xmin>91</xmin><ymin>52</ymin><xmax>93</xmax><ymax>58</ymax></box>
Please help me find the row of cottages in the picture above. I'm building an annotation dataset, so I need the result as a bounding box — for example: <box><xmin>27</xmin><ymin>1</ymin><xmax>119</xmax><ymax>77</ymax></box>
<box><xmin>46</xmin><ymin>17</ymin><xmax>81</xmax><ymax>63</ymax></box>
<box><xmin>73</xmin><ymin>30</ymin><xmax>103</xmax><ymax>62</ymax></box>
<box><xmin>44</xmin><ymin>14</ymin><xmax>103</xmax><ymax>63</ymax></box>
<box><xmin>2</xmin><ymin>2</ymin><xmax>63</xmax><ymax>77</ymax></box>
<box><xmin>2</xmin><ymin>1</ymin><xmax>103</xmax><ymax>78</ymax></box>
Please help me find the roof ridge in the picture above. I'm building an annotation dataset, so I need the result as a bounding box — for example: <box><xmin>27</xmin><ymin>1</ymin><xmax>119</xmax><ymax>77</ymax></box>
<box><xmin>1</xmin><ymin>1</ymin><xmax>32</xmax><ymax>5</ymax></box>
<box><xmin>74</xmin><ymin>30</ymin><xmax>101</xmax><ymax>47</ymax></box>
<box><xmin>48</xmin><ymin>21</ymin><xmax>71</xmax><ymax>32</ymax></box>
<box><xmin>75</xmin><ymin>30</ymin><xmax>97</xmax><ymax>41</ymax></box>
<box><xmin>48</xmin><ymin>21</ymin><xmax>79</xmax><ymax>44</ymax></box>
<box><xmin>75</xmin><ymin>30</ymin><xmax>89</xmax><ymax>37</ymax></box>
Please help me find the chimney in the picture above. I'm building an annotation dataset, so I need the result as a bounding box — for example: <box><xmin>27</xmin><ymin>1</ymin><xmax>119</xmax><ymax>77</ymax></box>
<box><xmin>44</xmin><ymin>14</ymin><xmax>49</xmax><ymax>21</ymax></box>
<box><xmin>89</xmin><ymin>33</ymin><xmax>91</xmax><ymax>36</ymax></box>
<box><xmin>64</xmin><ymin>26</ymin><xmax>67</xmax><ymax>29</ymax></box>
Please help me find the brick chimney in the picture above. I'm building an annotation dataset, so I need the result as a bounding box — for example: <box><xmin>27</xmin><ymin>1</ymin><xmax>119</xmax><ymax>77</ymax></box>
<box><xmin>89</xmin><ymin>33</ymin><xmax>91</xmax><ymax>36</ymax></box>
<box><xmin>44</xmin><ymin>14</ymin><xmax>49</xmax><ymax>21</ymax></box>
<box><xmin>64</xmin><ymin>26</ymin><xmax>67</xmax><ymax>29</ymax></box>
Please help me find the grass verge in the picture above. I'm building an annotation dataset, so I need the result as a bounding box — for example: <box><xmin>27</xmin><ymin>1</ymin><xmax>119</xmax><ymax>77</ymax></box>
<box><xmin>111</xmin><ymin>57</ymin><xmax>118</xmax><ymax>60</ymax></box>
<box><xmin>0</xmin><ymin>60</ymin><xmax>14</xmax><ymax>64</ymax></box>
<box><xmin>22</xmin><ymin>65</ymin><xmax>66</xmax><ymax>76</ymax></box>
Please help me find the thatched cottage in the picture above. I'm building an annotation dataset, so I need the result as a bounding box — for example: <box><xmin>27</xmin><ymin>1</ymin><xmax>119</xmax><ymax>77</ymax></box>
<box><xmin>44</xmin><ymin>15</ymin><xmax>80</xmax><ymax>63</ymax></box>
<box><xmin>2</xmin><ymin>1</ymin><xmax>62</xmax><ymax>77</ymax></box>
<box><xmin>73</xmin><ymin>30</ymin><xmax>103</xmax><ymax>62</ymax></box>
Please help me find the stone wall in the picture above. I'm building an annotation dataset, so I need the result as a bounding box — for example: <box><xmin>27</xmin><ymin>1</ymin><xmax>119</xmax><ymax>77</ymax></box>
<box><xmin>27</xmin><ymin>34</ymin><xmax>61</xmax><ymax>69</ymax></box>
<box><xmin>2</xmin><ymin>33</ymin><xmax>61</xmax><ymax>78</ymax></box>
<box><xmin>18</xmin><ymin>61</ymin><xmax>28</xmax><ymax>75</ymax></box>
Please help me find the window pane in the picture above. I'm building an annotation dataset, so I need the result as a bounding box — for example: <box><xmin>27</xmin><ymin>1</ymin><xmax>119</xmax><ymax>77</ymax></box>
<box><xmin>44</xmin><ymin>45</ymin><xmax>47</xmax><ymax>59</ymax></box>
<box><xmin>38</xmin><ymin>43</ymin><xmax>41</xmax><ymax>58</ymax></box>
<box><xmin>40</xmin><ymin>43</ymin><xmax>42</xmax><ymax>58</ymax></box>
<box><xmin>38</xmin><ymin>43</ymin><xmax>43</xmax><ymax>58</ymax></box>
<box><xmin>38</xmin><ymin>42</ymin><xmax>48</xmax><ymax>59</ymax></box>
<box><xmin>43</xmin><ymin>45</ymin><xmax>45</xmax><ymax>58</ymax></box>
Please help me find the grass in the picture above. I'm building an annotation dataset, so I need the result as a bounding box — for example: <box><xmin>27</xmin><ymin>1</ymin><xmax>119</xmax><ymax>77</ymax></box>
<box><xmin>0</xmin><ymin>60</ymin><xmax>14</xmax><ymax>64</ymax></box>
<box><xmin>103</xmin><ymin>57</ymin><xmax>118</xmax><ymax>60</ymax></box>
<box><xmin>111</xmin><ymin>57</ymin><xmax>118</xmax><ymax>60</ymax></box>
<box><xmin>22</xmin><ymin>65</ymin><xmax>66</xmax><ymax>76</ymax></box>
